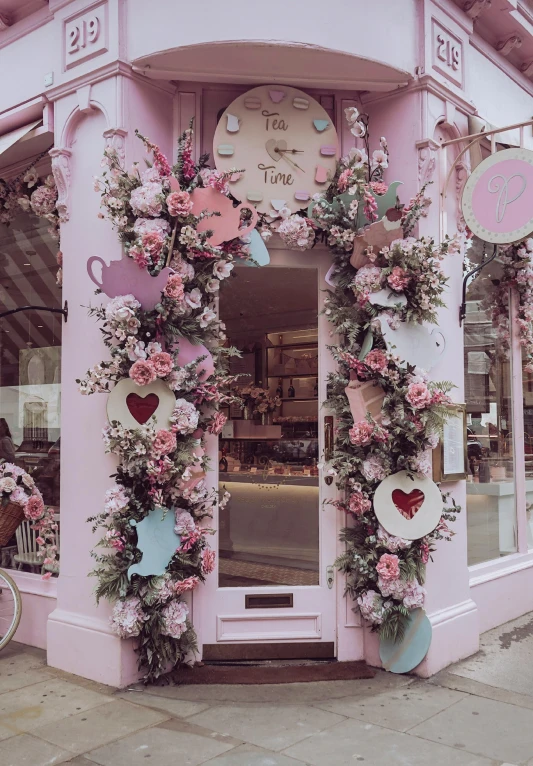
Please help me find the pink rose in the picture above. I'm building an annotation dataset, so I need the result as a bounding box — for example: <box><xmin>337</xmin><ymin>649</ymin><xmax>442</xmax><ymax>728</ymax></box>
<box><xmin>348</xmin><ymin>491</ymin><xmax>372</xmax><ymax>516</ymax></box>
<box><xmin>129</xmin><ymin>359</ymin><xmax>157</xmax><ymax>386</ymax></box>
<box><xmin>153</xmin><ymin>429</ymin><xmax>177</xmax><ymax>456</ymax></box>
<box><xmin>364</xmin><ymin>349</ymin><xmax>388</xmax><ymax>373</ymax></box>
<box><xmin>167</xmin><ymin>190</ymin><xmax>193</xmax><ymax>217</ymax></box>
<box><xmin>201</xmin><ymin>547</ymin><xmax>216</xmax><ymax>575</ymax></box>
<box><xmin>369</xmin><ymin>181</ymin><xmax>388</xmax><ymax>196</ymax></box>
<box><xmin>406</xmin><ymin>382</ymin><xmax>432</xmax><ymax>410</ymax></box>
<box><xmin>349</xmin><ymin>420</ymin><xmax>374</xmax><ymax>446</ymax></box>
<box><xmin>141</xmin><ymin>231</ymin><xmax>164</xmax><ymax>258</ymax></box>
<box><xmin>207</xmin><ymin>411</ymin><xmax>227</xmax><ymax>435</ymax></box>
<box><xmin>376</xmin><ymin>553</ymin><xmax>400</xmax><ymax>582</ymax></box>
<box><xmin>175</xmin><ymin>576</ymin><xmax>200</xmax><ymax>594</ymax></box>
<box><xmin>25</xmin><ymin>494</ymin><xmax>44</xmax><ymax>520</ymax></box>
<box><xmin>30</xmin><ymin>185</ymin><xmax>57</xmax><ymax>216</ymax></box>
<box><xmin>164</xmin><ymin>273</ymin><xmax>185</xmax><ymax>301</ymax></box>
<box><xmin>387</xmin><ymin>266</ymin><xmax>410</xmax><ymax>292</ymax></box>
<box><xmin>150</xmin><ymin>351</ymin><xmax>173</xmax><ymax>377</ymax></box>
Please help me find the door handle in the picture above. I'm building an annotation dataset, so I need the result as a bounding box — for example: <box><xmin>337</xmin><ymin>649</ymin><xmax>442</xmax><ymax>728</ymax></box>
<box><xmin>324</xmin><ymin>416</ymin><xmax>334</xmax><ymax>462</ymax></box>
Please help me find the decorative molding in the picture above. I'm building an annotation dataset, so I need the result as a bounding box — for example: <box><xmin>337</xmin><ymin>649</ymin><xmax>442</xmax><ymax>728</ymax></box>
<box><xmin>362</xmin><ymin>74</ymin><xmax>477</xmax><ymax>116</ymax></box>
<box><xmin>496</xmin><ymin>34</ymin><xmax>523</xmax><ymax>57</ymax></box>
<box><xmin>0</xmin><ymin>12</ymin><xmax>11</xmax><ymax>29</ymax></box>
<box><xmin>416</xmin><ymin>139</ymin><xmax>440</xmax><ymax>184</ymax></box>
<box><xmin>470</xmin><ymin>33</ymin><xmax>533</xmax><ymax>98</ymax></box>
<box><xmin>463</xmin><ymin>0</ymin><xmax>492</xmax><ymax>20</ymax></box>
<box><xmin>521</xmin><ymin>60</ymin><xmax>533</xmax><ymax>77</ymax></box>
<box><xmin>77</xmin><ymin>84</ymin><xmax>93</xmax><ymax>114</ymax></box>
<box><xmin>49</xmin><ymin>147</ymin><xmax>72</xmax><ymax>223</ymax></box>
<box><xmin>103</xmin><ymin>128</ymin><xmax>127</xmax><ymax>164</ymax></box>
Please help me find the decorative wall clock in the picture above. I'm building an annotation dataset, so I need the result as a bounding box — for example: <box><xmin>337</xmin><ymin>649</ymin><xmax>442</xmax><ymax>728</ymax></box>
<box><xmin>213</xmin><ymin>85</ymin><xmax>339</xmax><ymax>215</ymax></box>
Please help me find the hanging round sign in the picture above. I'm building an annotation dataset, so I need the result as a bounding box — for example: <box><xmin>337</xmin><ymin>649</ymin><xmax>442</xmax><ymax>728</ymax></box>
<box><xmin>373</xmin><ymin>470</ymin><xmax>443</xmax><ymax>540</ymax></box>
<box><xmin>461</xmin><ymin>147</ymin><xmax>533</xmax><ymax>244</ymax></box>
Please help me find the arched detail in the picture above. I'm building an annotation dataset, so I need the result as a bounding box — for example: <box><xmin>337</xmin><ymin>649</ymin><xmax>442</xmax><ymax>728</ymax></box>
<box><xmin>52</xmin><ymin>100</ymin><xmax>115</xmax><ymax>223</ymax></box>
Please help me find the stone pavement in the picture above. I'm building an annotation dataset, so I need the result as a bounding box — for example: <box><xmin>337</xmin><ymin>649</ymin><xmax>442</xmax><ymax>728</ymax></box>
<box><xmin>3</xmin><ymin>614</ymin><xmax>533</xmax><ymax>765</ymax></box>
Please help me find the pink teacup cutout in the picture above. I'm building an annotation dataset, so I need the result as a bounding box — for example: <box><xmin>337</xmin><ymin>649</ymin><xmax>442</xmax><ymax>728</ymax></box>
<box><xmin>87</xmin><ymin>255</ymin><xmax>174</xmax><ymax>311</ymax></box>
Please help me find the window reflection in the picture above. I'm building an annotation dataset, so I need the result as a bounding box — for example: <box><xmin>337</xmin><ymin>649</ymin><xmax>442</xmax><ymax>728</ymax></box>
<box><xmin>464</xmin><ymin>238</ymin><xmax>516</xmax><ymax>565</ymax></box>
<box><xmin>0</xmin><ymin>210</ymin><xmax>61</xmax><ymax>574</ymax></box>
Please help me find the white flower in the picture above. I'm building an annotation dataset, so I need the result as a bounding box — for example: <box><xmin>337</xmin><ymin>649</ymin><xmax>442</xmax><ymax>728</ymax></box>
<box><xmin>213</xmin><ymin>260</ymin><xmax>233</xmax><ymax>280</ymax></box>
<box><xmin>18</xmin><ymin>197</ymin><xmax>31</xmax><ymax>211</ymax></box>
<box><xmin>349</xmin><ymin>147</ymin><xmax>368</xmax><ymax>165</ymax></box>
<box><xmin>23</xmin><ymin>168</ymin><xmax>39</xmax><ymax>188</ymax></box>
<box><xmin>350</xmin><ymin>121</ymin><xmax>366</xmax><ymax>138</ymax></box>
<box><xmin>185</xmin><ymin>288</ymin><xmax>202</xmax><ymax>309</ymax></box>
<box><xmin>279</xmin><ymin>206</ymin><xmax>292</xmax><ymax>220</ymax></box>
<box><xmin>199</xmin><ymin>307</ymin><xmax>216</xmax><ymax>328</ymax></box>
<box><xmin>205</xmin><ymin>279</ymin><xmax>220</xmax><ymax>293</ymax></box>
<box><xmin>372</xmin><ymin>149</ymin><xmax>388</xmax><ymax>169</ymax></box>
<box><xmin>260</xmin><ymin>229</ymin><xmax>273</xmax><ymax>242</ymax></box>
<box><xmin>344</xmin><ymin>106</ymin><xmax>360</xmax><ymax>125</ymax></box>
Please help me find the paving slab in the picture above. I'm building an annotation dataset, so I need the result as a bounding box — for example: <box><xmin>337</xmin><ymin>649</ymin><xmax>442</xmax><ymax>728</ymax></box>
<box><xmin>188</xmin><ymin>703</ymin><xmax>345</xmax><ymax>752</ymax></box>
<box><xmin>409</xmin><ymin>694</ymin><xmax>533</xmax><ymax>763</ymax></box>
<box><xmin>117</xmin><ymin>690</ymin><xmax>210</xmax><ymax>718</ymax></box>
<box><xmin>315</xmin><ymin>681</ymin><xmax>465</xmax><ymax>731</ymax></box>
<box><xmin>283</xmin><ymin>718</ymin><xmax>499</xmax><ymax>766</ymax></box>
<box><xmin>449</xmin><ymin>613</ymin><xmax>533</xmax><ymax>698</ymax></box>
<box><xmin>200</xmin><ymin>743</ymin><xmax>310</xmax><ymax>765</ymax></box>
<box><xmin>86</xmin><ymin>724</ymin><xmax>236</xmax><ymax>766</ymax></box>
<box><xmin>31</xmin><ymin>699</ymin><xmax>168</xmax><ymax>755</ymax></box>
<box><xmin>0</xmin><ymin>678</ymin><xmax>112</xmax><ymax>740</ymax></box>
<box><xmin>0</xmin><ymin>733</ymin><xmax>71</xmax><ymax>766</ymax></box>
<box><xmin>0</xmin><ymin>667</ymin><xmax>52</xmax><ymax>694</ymax></box>
<box><xmin>431</xmin><ymin>671</ymin><xmax>533</xmax><ymax>711</ymax></box>
<box><xmin>137</xmin><ymin>670</ymin><xmax>412</xmax><ymax>705</ymax></box>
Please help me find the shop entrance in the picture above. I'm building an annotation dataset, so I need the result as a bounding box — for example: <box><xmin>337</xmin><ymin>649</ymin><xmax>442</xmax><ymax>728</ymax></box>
<box><xmin>201</xmin><ymin>249</ymin><xmax>337</xmax><ymax>660</ymax></box>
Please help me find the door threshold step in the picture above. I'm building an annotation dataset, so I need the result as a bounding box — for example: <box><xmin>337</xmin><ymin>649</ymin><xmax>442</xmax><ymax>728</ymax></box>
<box><xmin>169</xmin><ymin>660</ymin><xmax>375</xmax><ymax>685</ymax></box>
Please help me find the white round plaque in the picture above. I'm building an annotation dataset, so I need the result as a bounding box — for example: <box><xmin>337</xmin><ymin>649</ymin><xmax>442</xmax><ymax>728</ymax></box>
<box><xmin>373</xmin><ymin>470</ymin><xmax>443</xmax><ymax>541</ymax></box>
<box><xmin>461</xmin><ymin>147</ymin><xmax>533</xmax><ymax>244</ymax></box>
<box><xmin>107</xmin><ymin>378</ymin><xmax>175</xmax><ymax>431</ymax></box>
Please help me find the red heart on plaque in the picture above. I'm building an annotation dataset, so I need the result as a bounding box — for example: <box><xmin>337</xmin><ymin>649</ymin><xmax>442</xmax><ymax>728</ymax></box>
<box><xmin>392</xmin><ymin>489</ymin><xmax>425</xmax><ymax>520</ymax></box>
<box><xmin>126</xmin><ymin>393</ymin><xmax>159</xmax><ymax>425</ymax></box>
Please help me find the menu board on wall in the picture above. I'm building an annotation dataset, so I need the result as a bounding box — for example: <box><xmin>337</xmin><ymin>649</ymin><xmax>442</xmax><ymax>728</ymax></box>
<box><xmin>433</xmin><ymin>404</ymin><xmax>467</xmax><ymax>482</ymax></box>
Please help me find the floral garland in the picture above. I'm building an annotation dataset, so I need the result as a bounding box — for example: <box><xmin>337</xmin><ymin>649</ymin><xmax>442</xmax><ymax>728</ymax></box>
<box><xmin>0</xmin><ymin>162</ymin><xmax>62</xmax><ymax>285</ymax></box>
<box><xmin>82</xmin><ymin>110</ymin><xmax>462</xmax><ymax>677</ymax></box>
<box><xmin>0</xmin><ymin>461</ymin><xmax>58</xmax><ymax>575</ymax></box>
<box><xmin>487</xmin><ymin>238</ymin><xmax>533</xmax><ymax>371</ymax></box>
<box><xmin>81</xmin><ymin>125</ymin><xmax>244</xmax><ymax>681</ymax></box>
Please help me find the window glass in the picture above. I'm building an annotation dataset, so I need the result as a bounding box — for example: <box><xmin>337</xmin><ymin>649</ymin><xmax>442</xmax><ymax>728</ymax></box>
<box><xmin>218</xmin><ymin>266</ymin><xmax>319</xmax><ymax>587</ymax></box>
<box><xmin>464</xmin><ymin>238</ymin><xmax>516</xmax><ymax>565</ymax></box>
<box><xmin>0</xmin><ymin>209</ymin><xmax>61</xmax><ymax>574</ymax></box>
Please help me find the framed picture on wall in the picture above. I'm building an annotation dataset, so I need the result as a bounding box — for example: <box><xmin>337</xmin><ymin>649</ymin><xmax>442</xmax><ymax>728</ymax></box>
<box><xmin>433</xmin><ymin>404</ymin><xmax>467</xmax><ymax>482</ymax></box>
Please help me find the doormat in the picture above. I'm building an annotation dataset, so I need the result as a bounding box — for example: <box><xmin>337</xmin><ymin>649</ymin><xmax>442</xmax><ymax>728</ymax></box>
<box><xmin>170</xmin><ymin>661</ymin><xmax>375</xmax><ymax>685</ymax></box>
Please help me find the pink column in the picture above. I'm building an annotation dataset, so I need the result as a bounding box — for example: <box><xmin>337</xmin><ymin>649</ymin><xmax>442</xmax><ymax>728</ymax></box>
<box><xmin>46</xmin><ymin>75</ymin><xmax>174</xmax><ymax>686</ymax></box>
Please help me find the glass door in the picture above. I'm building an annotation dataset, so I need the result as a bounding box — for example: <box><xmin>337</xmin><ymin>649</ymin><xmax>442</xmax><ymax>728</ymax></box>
<box><xmin>199</xmin><ymin>249</ymin><xmax>337</xmax><ymax>659</ymax></box>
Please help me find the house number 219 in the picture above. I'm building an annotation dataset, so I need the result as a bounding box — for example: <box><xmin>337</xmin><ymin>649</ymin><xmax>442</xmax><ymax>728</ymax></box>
<box><xmin>436</xmin><ymin>34</ymin><xmax>460</xmax><ymax>71</ymax></box>
<box><xmin>67</xmin><ymin>16</ymin><xmax>100</xmax><ymax>54</ymax></box>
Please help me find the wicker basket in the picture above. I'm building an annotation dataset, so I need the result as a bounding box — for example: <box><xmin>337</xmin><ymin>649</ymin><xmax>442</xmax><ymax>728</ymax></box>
<box><xmin>0</xmin><ymin>501</ymin><xmax>25</xmax><ymax>547</ymax></box>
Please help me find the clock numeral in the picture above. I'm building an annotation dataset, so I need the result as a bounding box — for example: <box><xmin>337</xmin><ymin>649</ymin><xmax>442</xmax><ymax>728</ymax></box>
<box><xmin>315</xmin><ymin>166</ymin><xmax>328</xmax><ymax>184</ymax></box>
<box><xmin>217</xmin><ymin>144</ymin><xmax>234</xmax><ymax>156</ymax></box>
<box><xmin>320</xmin><ymin>145</ymin><xmax>336</xmax><ymax>156</ymax></box>
<box><xmin>293</xmin><ymin>98</ymin><xmax>309</xmax><ymax>110</ymax></box>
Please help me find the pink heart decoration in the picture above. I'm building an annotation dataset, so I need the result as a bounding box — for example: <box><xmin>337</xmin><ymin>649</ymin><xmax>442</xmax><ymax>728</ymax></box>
<box><xmin>392</xmin><ymin>489</ymin><xmax>425</xmax><ymax>520</ymax></box>
<box><xmin>126</xmin><ymin>393</ymin><xmax>159</xmax><ymax>424</ymax></box>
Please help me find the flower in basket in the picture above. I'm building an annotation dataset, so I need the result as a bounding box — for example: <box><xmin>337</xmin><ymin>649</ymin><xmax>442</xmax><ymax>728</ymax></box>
<box><xmin>0</xmin><ymin>461</ymin><xmax>42</xmax><ymax>513</ymax></box>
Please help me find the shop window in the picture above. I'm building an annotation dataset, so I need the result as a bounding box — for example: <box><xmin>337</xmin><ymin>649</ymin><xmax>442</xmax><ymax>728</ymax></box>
<box><xmin>521</xmin><ymin>349</ymin><xmax>533</xmax><ymax>548</ymax></box>
<box><xmin>0</xmin><ymin>209</ymin><xmax>61</xmax><ymax>574</ymax></box>
<box><xmin>464</xmin><ymin>239</ymin><xmax>516</xmax><ymax>565</ymax></box>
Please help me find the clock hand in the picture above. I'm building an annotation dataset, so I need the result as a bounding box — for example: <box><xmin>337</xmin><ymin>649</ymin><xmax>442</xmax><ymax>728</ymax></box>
<box><xmin>279</xmin><ymin>153</ymin><xmax>306</xmax><ymax>173</ymax></box>
<box><xmin>277</xmin><ymin>149</ymin><xmax>305</xmax><ymax>154</ymax></box>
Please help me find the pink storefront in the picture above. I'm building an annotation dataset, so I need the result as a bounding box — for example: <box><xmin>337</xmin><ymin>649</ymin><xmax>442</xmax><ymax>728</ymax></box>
<box><xmin>2</xmin><ymin>0</ymin><xmax>533</xmax><ymax>686</ymax></box>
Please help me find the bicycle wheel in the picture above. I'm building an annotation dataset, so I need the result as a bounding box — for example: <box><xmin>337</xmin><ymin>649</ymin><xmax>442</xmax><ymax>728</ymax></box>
<box><xmin>0</xmin><ymin>568</ymin><xmax>22</xmax><ymax>651</ymax></box>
